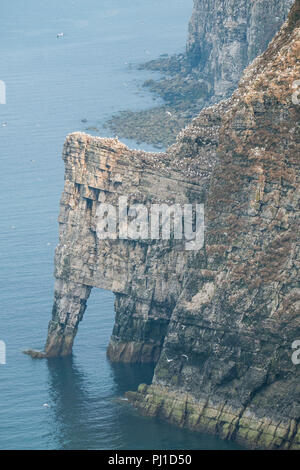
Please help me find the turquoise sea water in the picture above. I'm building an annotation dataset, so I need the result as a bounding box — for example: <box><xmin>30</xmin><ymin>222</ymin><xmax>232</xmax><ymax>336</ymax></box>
<box><xmin>0</xmin><ymin>0</ymin><xmax>241</xmax><ymax>449</ymax></box>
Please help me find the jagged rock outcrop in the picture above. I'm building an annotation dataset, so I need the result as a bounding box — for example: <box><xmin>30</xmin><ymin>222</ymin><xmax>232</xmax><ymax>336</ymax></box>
<box><xmin>127</xmin><ymin>1</ymin><xmax>300</xmax><ymax>449</ymax></box>
<box><xmin>42</xmin><ymin>101</ymin><xmax>225</xmax><ymax>361</ymax></box>
<box><xmin>107</xmin><ymin>0</ymin><xmax>293</xmax><ymax>148</ymax></box>
<box><xmin>187</xmin><ymin>0</ymin><xmax>294</xmax><ymax>100</ymax></box>
<box><xmin>27</xmin><ymin>0</ymin><xmax>300</xmax><ymax>450</ymax></box>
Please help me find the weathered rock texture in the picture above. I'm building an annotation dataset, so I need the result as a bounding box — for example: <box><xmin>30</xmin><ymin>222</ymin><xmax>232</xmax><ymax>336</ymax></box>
<box><xmin>107</xmin><ymin>0</ymin><xmax>293</xmax><ymax>148</ymax></box>
<box><xmin>128</xmin><ymin>2</ymin><xmax>300</xmax><ymax>449</ymax></box>
<box><xmin>187</xmin><ymin>0</ymin><xmax>294</xmax><ymax>101</ymax></box>
<box><xmin>43</xmin><ymin>105</ymin><xmax>224</xmax><ymax>361</ymax></box>
<box><xmin>32</xmin><ymin>0</ymin><xmax>300</xmax><ymax>450</ymax></box>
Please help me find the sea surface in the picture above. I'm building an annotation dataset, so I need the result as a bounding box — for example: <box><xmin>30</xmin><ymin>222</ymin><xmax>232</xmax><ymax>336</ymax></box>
<box><xmin>0</xmin><ymin>0</ymin><xmax>241</xmax><ymax>449</ymax></box>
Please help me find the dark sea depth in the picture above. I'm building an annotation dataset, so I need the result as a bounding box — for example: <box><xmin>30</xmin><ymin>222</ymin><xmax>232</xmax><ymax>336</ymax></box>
<box><xmin>0</xmin><ymin>0</ymin><xmax>241</xmax><ymax>449</ymax></box>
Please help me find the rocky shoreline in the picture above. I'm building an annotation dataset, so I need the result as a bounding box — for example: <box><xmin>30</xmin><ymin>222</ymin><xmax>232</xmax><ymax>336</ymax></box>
<box><xmin>105</xmin><ymin>0</ymin><xmax>293</xmax><ymax>149</ymax></box>
<box><xmin>126</xmin><ymin>384</ymin><xmax>300</xmax><ymax>450</ymax></box>
<box><xmin>31</xmin><ymin>0</ymin><xmax>300</xmax><ymax>451</ymax></box>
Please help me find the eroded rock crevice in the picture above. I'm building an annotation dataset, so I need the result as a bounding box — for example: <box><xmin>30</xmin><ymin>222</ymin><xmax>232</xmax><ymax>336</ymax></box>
<box><xmin>28</xmin><ymin>0</ymin><xmax>300</xmax><ymax>450</ymax></box>
<box><xmin>43</xmin><ymin>105</ymin><xmax>222</xmax><ymax>361</ymax></box>
<box><xmin>127</xmin><ymin>2</ymin><xmax>300</xmax><ymax>449</ymax></box>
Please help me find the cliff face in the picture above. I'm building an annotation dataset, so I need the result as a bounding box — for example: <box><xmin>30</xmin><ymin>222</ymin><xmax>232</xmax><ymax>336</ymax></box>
<box><xmin>43</xmin><ymin>105</ymin><xmax>223</xmax><ymax>360</ymax></box>
<box><xmin>106</xmin><ymin>0</ymin><xmax>293</xmax><ymax>149</ymax></box>
<box><xmin>187</xmin><ymin>0</ymin><xmax>294</xmax><ymax>101</ymax></box>
<box><xmin>33</xmin><ymin>0</ymin><xmax>300</xmax><ymax>450</ymax></box>
<box><xmin>128</xmin><ymin>1</ymin><xmax>300</xmax><ymax>449</ymax></box>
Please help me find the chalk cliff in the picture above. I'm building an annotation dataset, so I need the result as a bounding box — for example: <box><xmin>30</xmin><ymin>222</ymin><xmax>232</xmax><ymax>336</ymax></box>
<box><xmin>28</xmin><ymin>0</ymin><xmax>300</xmax><ymax>450</ymax></box>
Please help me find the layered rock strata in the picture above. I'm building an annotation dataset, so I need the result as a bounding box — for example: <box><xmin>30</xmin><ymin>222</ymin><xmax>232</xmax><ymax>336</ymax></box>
<box><xmin>29</xmin><ymin>0</ymin><xmax>300</xmax><ymax>450</ymax></box>
<box><xmin>42</xmin><ymin>100</ymin><xmax>225</xmax><ymax>360</ymax></box>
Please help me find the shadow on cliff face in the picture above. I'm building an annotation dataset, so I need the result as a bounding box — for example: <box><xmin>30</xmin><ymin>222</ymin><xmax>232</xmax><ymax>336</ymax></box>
<box><xmin>109</xmin><ymin>362</ymin><xmax>155</xmax><ymax>394</ymax></box>
<box><xmin>45</xmin><ymin>356</ymin><xmax>154</xmax><ymax>449</ymax></box>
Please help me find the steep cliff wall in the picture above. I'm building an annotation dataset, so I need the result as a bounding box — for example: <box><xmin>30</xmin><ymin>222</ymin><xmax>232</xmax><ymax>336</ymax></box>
<box><xmin>187</xmin><ymin>0</ymin><xmax>294</xmax><ymax>100</ymax></box>
<box><xmin>128</xmin><ymin>1</ymin><xmax>300</xmax><ymax>449</ymax></box>
<box><xmin>41</xmin><ymin>101</ymin><xmax>225</xmax><ymax>361</ymax></box>
<box><xmin>27</xmin><ymin>0</ymin><xmax>300</xmax><ymax>450</ymax></box>
<box><xmin>107</xmin><ymin>0</ymin><xmax>293</xmax><ymax>148</ymax></box>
